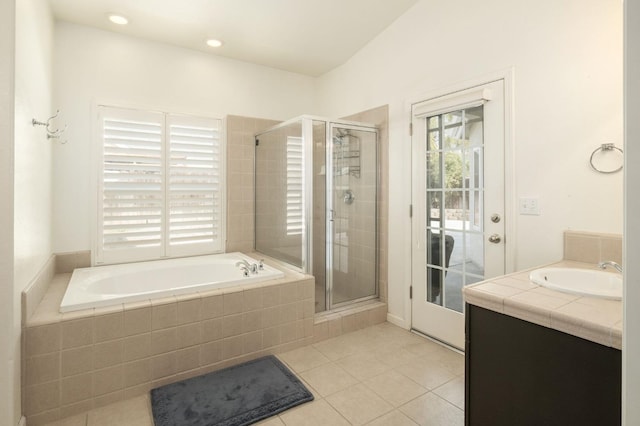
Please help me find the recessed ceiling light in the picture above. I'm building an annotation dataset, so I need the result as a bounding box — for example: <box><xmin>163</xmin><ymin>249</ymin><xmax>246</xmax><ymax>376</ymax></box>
<box><xmin>108</xmin><ymin>14</ymin><xmax>129</xmax><ymax>25</ymax></box>
<box><xmin>206</xmin><ymin>39</ymin><xmax>223</xmax><ymax>48</ymax></box>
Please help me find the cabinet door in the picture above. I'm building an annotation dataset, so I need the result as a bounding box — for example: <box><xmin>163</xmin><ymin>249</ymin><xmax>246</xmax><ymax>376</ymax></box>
<box><xmin>465</xmin><ymin>305</ymin><xmax>621</xmax><ymax>426</ymax></box>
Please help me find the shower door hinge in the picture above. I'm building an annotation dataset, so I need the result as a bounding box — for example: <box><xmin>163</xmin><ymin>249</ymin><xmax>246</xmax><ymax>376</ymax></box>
<box><xmin>409</xmin><ymin>122</ymin><xmax>413</xmax><ymax>136</ymax></box>
<box><xmin>255</xmin><ymin>138</ymin><xmax>259</xmax><ymax>146</ymax></box>
<box><xmin>410</xmin><ymin>286</ymin><xmax>413</xmax><ymax>299</ymax></box>
<box><xmin>409</xmin><ymin>204</ymin><xmax>413</xmax><ymax>218</ymax></box>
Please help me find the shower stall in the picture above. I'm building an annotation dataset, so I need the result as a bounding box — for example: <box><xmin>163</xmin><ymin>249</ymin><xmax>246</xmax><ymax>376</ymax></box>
<box><xmin>255</xmin><ymin>116</ymin><xmax>378</xmax><ymax>313</ymax></box>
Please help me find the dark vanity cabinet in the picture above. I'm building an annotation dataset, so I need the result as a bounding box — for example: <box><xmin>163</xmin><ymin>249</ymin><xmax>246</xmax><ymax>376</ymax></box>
<box><xmin>465</xmin><ymin>304</ymin><xmax>621</xmax><ymax>426</ymax></box>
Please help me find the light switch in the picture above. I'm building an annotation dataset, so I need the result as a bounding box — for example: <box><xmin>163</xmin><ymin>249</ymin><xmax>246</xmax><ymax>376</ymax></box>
<box><xmin>519</xmin><ymin>197</ymin><xmax>540</xmax><ymax>215</ymax></box>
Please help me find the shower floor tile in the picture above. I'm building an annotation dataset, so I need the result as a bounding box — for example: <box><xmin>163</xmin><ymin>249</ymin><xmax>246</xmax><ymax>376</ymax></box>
<box><xmin>43</xmin><ymin>323</ymin><xmax>465</xmax><ymax>426</ymax></box>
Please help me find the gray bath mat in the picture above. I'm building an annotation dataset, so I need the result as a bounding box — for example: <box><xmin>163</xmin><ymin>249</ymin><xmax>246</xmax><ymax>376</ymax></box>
<box><xmin>150</xmin><ymin>355</ymin><xmax>313</xmax><ymax>426</ymax></box>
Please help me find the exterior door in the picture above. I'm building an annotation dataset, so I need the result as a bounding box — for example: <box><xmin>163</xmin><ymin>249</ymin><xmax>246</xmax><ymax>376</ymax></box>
<box><xmin>411</xmin><ymin>80</ymin><xmax>506</xmax><ymax>350</ymax></box>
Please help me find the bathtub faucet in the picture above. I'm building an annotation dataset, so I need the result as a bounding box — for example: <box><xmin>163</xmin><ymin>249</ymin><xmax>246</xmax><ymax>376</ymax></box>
<box><xmin>236</xmin><ymin>260</ymin><xmax>258</xmax><ymax>274</ymax></box>
<box><xmin>238</xmin><ymin>264</ymin><xmax>250</xmax><ymax>277</ymax></box>
<box><xmin>598</xmin><ymin>261</ymin><xmax>623</xmax><ymax>273</ymax></box>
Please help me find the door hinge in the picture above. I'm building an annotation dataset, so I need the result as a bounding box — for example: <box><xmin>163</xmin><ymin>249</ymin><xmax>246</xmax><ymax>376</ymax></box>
<box><xmin>409</xmin><ymin>204</ymin><xmax>413</xmax><ymax>218</ymax></box>
<box><xmin>255</xmin><ymin>138</ymin><xmax>259</xmax><ymax>146</ymax></box>
<box><xmin>409</xmin><ymin>122</ymin><xmax>413</xmax><ymax>136</ymax></box>
<box><xmin>410</xmin><ymin>286</ymin><xmax>413</xmax><ymax>299</ymax></box>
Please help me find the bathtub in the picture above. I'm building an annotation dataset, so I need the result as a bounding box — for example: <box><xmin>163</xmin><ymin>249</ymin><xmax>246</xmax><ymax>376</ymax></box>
<box><xmin>60</xmin><ymin>252</ymin><xmax>284</xmax><ymax>313</ymax></box>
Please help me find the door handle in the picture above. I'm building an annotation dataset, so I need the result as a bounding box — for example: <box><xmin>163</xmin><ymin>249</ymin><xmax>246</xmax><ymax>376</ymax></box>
<box><xmin>488</xmin><ymin>234</ymin><xmax>502</xmax><ymax>244</ymax></box>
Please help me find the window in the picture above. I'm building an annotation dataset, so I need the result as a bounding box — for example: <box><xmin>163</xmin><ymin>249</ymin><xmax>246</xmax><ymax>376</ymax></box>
<box><xmin>96</xmin><ymin>106</ymin><xmax>224</xmax><ymax>264</ymax></box>
<box><xmin>286</xmin><ymin>136</ymin><xmax>303</xmax><ymax>236</ymax></box>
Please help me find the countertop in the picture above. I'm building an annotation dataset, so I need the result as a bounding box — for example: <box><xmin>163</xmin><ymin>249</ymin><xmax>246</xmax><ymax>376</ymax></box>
<box><xmin>463</xmin><ymin>260</ymin><xmax>622</xmax><ymax>349</ymax></box>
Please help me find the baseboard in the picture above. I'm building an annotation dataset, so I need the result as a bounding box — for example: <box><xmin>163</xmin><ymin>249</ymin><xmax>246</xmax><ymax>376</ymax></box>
<box><xmin>386</xmin><ymin>312</ymin><xmax>410</xmax><ymax>330</ymax></box>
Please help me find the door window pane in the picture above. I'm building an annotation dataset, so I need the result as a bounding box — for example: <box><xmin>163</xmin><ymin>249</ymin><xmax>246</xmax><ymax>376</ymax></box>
<box><xmin>424</xmin><ymin>105</ymin><xmax>485</xmax><ymax>313</ymax></box>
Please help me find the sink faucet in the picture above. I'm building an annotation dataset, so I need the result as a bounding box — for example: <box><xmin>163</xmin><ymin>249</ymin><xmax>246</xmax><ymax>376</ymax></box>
<box><xmin>236</xmin><ymin>260</ymin><xmax>258</xmax><ymax>274</ymax></box>
<box><xmin>598</xmin><ymin>261</ymin><xmax>623</xmax><ymax>273</ymax></box>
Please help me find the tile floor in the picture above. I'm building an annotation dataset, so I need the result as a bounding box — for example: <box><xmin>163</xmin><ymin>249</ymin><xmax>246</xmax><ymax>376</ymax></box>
<box><xmin>45</xmin><ymin>322</ymin><xmax>464</xmax><ymax>426</ymax></box>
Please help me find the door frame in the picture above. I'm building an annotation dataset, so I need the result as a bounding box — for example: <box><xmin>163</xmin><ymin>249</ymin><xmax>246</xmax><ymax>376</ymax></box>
<box><xmin>406</xmin><ymin>69</ymin><xmax>516</xmax><ymax>339</ymax></box>
<box><xmin>326</xmin><ymin>122</ymin><xmax>380</xmax><ymax>311</ymax></box>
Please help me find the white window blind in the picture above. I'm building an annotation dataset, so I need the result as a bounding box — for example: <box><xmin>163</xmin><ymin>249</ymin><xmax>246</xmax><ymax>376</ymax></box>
<box><xmin>96</xmin><ymin>106</ymin><xmax>224</xmax><ymax>264</ymax></box>
<box><xmin>286</xmin><ymin>136</ymin><xmax>303</xmax><ymax>236</ymax></box>
<box><xmin>168</xmin><ymin>115</ymin><xmax>223</xmax><ymax>256</ymax></box>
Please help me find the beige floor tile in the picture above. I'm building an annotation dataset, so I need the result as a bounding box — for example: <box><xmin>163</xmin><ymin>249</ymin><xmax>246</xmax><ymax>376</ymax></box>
<box><xmin>312</xmin><ymin>334</ymin><xmax>368</xmax><ymax>361</ymax></box>
<box><xmin>326</xmin><ymin>383</ymin><xmax>393</xmax><ymax>425</ymax></box>
<box><xmin>278</xmin><ymin>346</ymin><xmax>331</xmax><ymax>373</ymax></box>
<box><xmin>87</xmin><ymin>394</ymin><xmax>152</xmax><ymax>426</ymax></box>
<box><xmin>375</xmin><ymin>346</ymin><xmax>420</xmax><ymax>368</ymax></box>
<box><xmin>402</xmin><ymin>339</ymin><xmax>448</xmax><ymax>358</ymax></box>
<box><xmin>363</xmin><ymin>370</ymin><xmax>428</xmax><ymax>407</ymax></box>
<box><xmin>336</xmin><ymin>353</ymin><xmax>392</xmax><ymax>381</ymax></box>
<box><xmin>365</xmin><ymin>410</ymin><xmax>419</xmax><ymax>426</ymax></box>
<box><xmin>45</xmin><ymin>414</ymin><xmax>87</xmax><ymax>426</ymax></box>
<box><xmin>399</xmin><ymin>392</ymin><xmax>464</xmax><ymax>426</ymax></box>
<box><xmin>300</xmin><ymin>363</ymin><xmax>359</xmax><ymax>397</ymax></box>
<box><xmin>279</xmin><ymin>399</ymin><xmax>350</xmax><ymax>426</ymax></box>
<box><xmin>432</xmin><ymin>348</ymin><xmax>465</xmax><ymax>376</ymax></box>
<box><xmin>394</xmin><ymin>357</ymin><xmax>458</xmax><ymax>390</ymax></box>
<box><xmin>433</xmin><ymin>376</ymin><xmax>465</xmax><ymax>409</ymax></box>
<box><xmin>255</xmin><ymin>416</ymin><xmax>286</xmax><ymax>425</ymax></box>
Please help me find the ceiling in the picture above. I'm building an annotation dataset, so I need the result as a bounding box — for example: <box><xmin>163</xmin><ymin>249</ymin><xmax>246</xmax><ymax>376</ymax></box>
<box><xmin>49</xmin><ymin>0</ymin><xmax>419</xmax><ymax>77</ymax></box>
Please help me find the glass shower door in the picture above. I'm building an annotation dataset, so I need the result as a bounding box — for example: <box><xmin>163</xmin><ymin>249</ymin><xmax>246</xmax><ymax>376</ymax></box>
<box><xmin>327</xmin><ymin>125</ymin><xmax>378</xmax><ymax>308</ymax></box>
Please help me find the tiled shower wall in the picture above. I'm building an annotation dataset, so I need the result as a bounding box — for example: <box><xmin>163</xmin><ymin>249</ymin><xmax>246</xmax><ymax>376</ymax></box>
<box><xmin>342</xmin><ymin>106</ymin><xmax>389</xmax><ymax>304</ymax></box>
<box><xmin>226</xmin><ymin>115</ymin><xmax>280</xmax><ymax>253</ymax></box>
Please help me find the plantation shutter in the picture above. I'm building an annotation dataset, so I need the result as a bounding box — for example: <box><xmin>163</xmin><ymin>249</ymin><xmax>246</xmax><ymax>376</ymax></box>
<box><xmin>286</xmin><ymin>136</ymin><xmax>303</xmax><ymax>236</ymax></box>
<box><xmin>167</xmin><ymin>115</ymin><xmax>223</xmax><ymax>256</ymax></box>
<box><xmin>96</xmin><ymin>106</ymin><xmax>224</xmax><ymax>264</ymax></box>
<box><xmin>98</xmin><ymin>107</ymin><xmax>165</xmax><ymax>263</ymax></box>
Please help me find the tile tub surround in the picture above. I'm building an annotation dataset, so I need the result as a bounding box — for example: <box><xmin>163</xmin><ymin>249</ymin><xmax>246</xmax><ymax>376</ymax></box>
<box><xmin>462</xmin><ymin>260</ymin><xmax>622</xmax><ymax>349</ymax></box>
<box><xmin>23</xmin><ymin>265</ymin><xmax>316</xmax><ymax>425</ymax></box>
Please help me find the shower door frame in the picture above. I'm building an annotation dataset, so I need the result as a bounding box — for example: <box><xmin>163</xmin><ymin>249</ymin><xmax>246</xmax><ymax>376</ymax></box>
<box><xmin>253</xmin><ymin>116</ymin><xmax>379</xmax><ymax>312</ymax></box>
<box><xmin>325</xmin><ymin>121</ymin><xmax>380</xmax><ymax>311</ymax></box>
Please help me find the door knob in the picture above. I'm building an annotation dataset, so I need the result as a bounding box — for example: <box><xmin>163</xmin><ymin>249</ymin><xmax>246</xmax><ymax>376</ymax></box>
<box><xmin>488</xmin><ymin>234</ymin><xmax>502</xmax><ymax>244</ymax></box>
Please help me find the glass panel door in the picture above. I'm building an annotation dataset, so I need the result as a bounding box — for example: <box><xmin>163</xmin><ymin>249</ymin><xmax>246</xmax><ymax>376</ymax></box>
<box><xmin>328</xmin><ymin>125</ymin><xmax>378</xmax><ymax>308</ymax></box>
<box><xmin>426</xmin><ymin>107</ymin><xmax>485</xmax><ymax>313</ymax></box>
<box><xmin>411</xmin><ymin>80</ymin><xmax>506</xmax><ymax>350</ymax></box>
<box><xmin>255</xmin><ymin>121</ymin><xmax>304</xmax><ymax>268</ymax></box>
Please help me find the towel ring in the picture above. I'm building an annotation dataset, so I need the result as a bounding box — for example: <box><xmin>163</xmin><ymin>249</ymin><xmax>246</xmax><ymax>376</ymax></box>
<box><xmin>589</xmin><ymin>143</ymin><xmax>623</xmax><ymax>174</ymax></box>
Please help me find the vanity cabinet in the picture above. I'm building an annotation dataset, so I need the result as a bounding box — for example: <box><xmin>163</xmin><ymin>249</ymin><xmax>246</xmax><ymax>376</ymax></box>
<box><xmin>465</xmin><ymin>304</ymin><xmax>621</xmax><ymax>426</ymax></box>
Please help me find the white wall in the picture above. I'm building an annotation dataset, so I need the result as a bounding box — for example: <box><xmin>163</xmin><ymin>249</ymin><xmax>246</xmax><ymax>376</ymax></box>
<box><xmin>53</xmin><ymin>22</ymin><xmax>316</xmax><ymax>254</ymax></box>
<box><xmin>8</xmin><ymin>0</ymin><xmax>55</xmax><ymax>424</ymax></box>
<box><xmin>15</xmin><ymin>0</ymin><xmax>54</xmax><ymax>292</ymax></box>
<box><xmin>623</xmin><ymin>0</ymin><xmax>640</xmax><ymax>423</ymax></box>
<box><xmin>316</xmin><ymin>0</ymin><xmax>623</xmax><ymax>325</ymax></box>
<box><xmin>0</xmin><ymin>0</ymin><xmax>16</xmax><ymax>421</ymax></box>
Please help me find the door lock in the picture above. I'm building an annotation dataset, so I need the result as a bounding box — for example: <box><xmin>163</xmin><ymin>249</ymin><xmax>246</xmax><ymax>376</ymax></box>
<box><xmin>488</xmin><ymin>234</ymin><xmax>502</xmax><ymax>244</ymax></box>
<box><xmin>491</xmin><ymin>214</ymin><xmax>501</xmax><ymax>223</ymax></box>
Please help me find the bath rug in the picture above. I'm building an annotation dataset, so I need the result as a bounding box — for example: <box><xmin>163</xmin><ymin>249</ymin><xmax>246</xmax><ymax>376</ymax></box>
<box><xmin>150</xmin><ymin>355</ymin><xmax>313</xmax><ymax>426</ymax></box>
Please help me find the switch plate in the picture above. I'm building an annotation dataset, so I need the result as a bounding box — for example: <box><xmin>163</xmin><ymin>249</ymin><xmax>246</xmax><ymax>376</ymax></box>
<box><xmin>519</xmin><ymin>197</ymin><xmax>540</xmax><ymax>215</ymax></box>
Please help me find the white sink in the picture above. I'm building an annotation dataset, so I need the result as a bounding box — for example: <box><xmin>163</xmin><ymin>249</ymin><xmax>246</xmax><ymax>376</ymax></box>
<box><xmin>529</xmin><ymin>267</ymin><xmax>622</xmax><ymax>300</ymax></box>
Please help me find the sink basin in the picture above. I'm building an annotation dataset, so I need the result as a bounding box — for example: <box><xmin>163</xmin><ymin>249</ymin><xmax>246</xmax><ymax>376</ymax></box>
<box><xmin>529</xmin><ymin>267</ymin><xmax>622</xmax><ymax>300</ymax></box>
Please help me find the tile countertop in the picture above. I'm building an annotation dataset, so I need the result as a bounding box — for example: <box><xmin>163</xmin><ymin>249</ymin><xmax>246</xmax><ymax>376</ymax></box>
<box><xmin>462</xmin><ymin>260</ymin><xmax>622</xmax><ymax>350</ymax></box>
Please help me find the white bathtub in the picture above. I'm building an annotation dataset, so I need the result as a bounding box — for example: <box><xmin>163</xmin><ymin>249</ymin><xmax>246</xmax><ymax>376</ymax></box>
<box><xmin>60</xmin><ymin>252</ymin><xmax>284</xmax><ymax>313</ymax></box>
